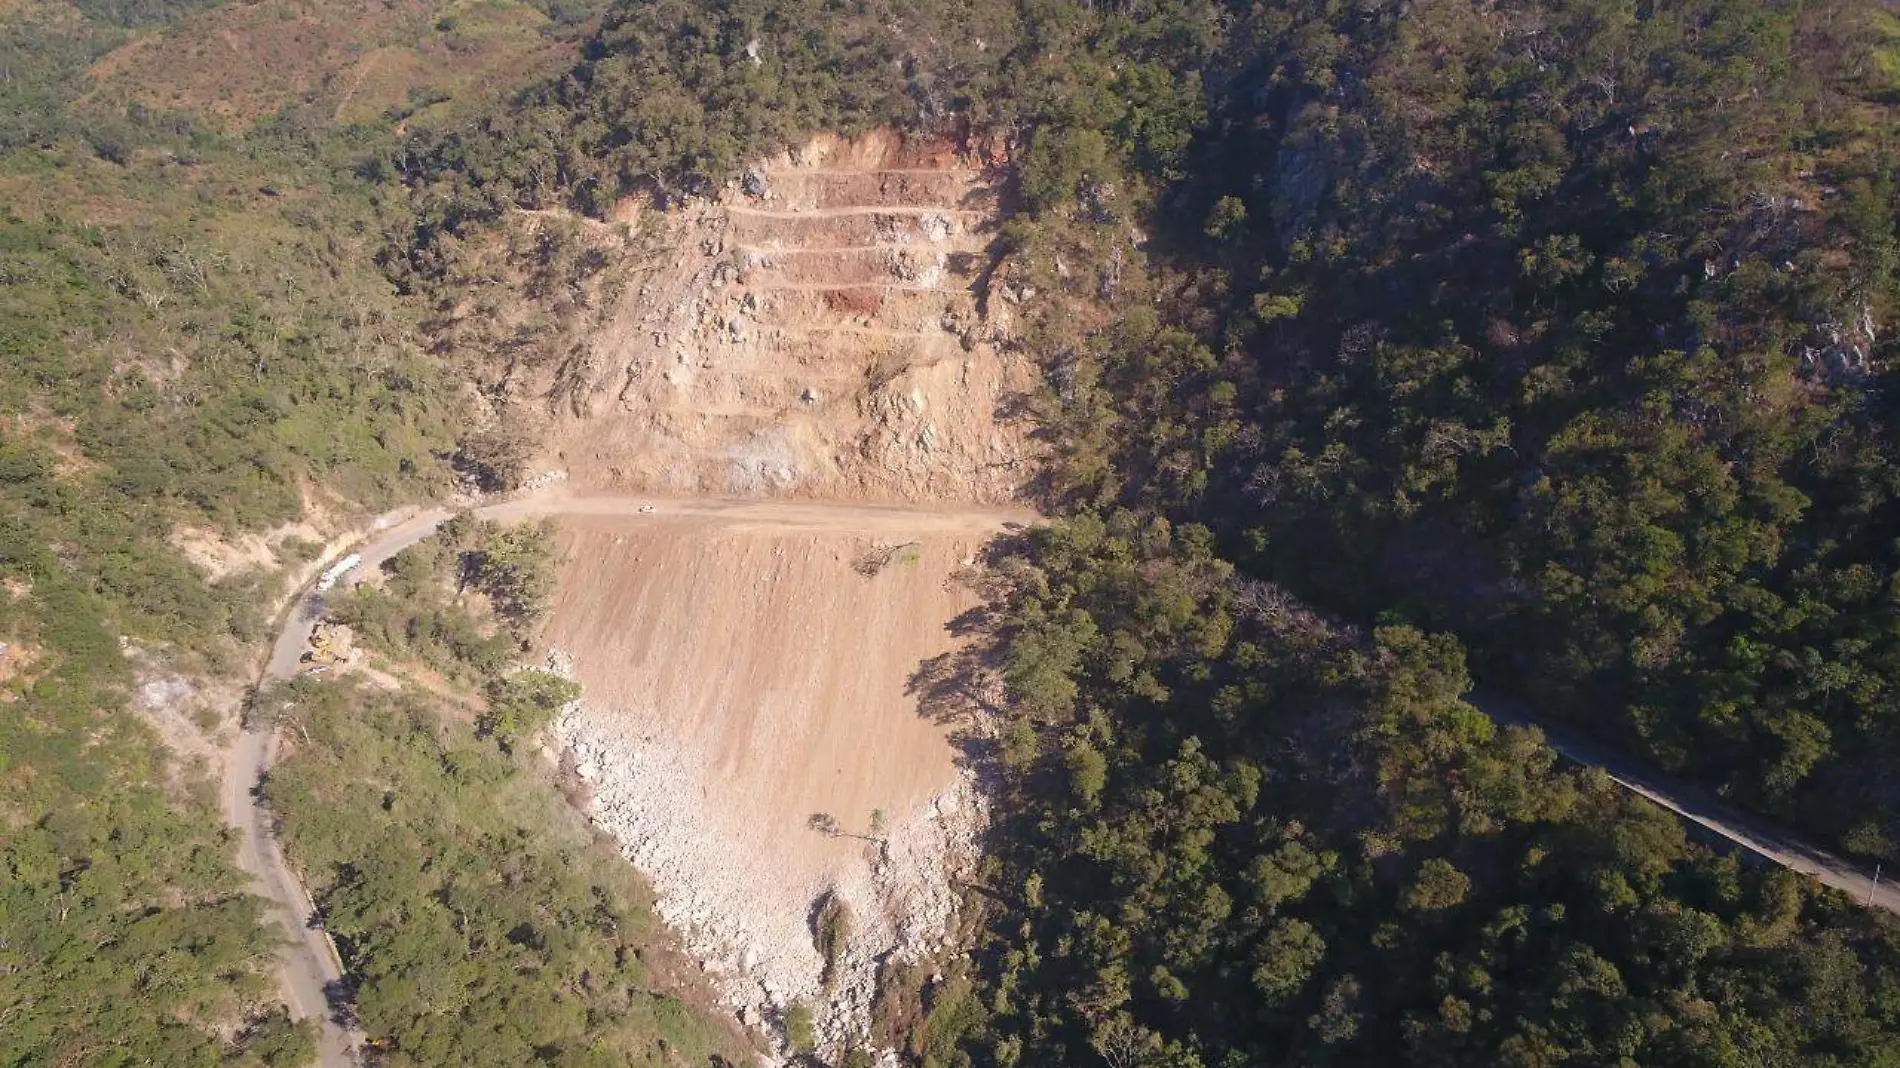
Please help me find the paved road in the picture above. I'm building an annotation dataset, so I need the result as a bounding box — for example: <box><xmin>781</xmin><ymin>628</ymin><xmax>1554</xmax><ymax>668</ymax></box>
<box><xmin>1477</xmin><ymin>694</ymin><xmax>1900</xmax><ymax>915</ymax></box>
<box><xmin>231</xmin><ymin>490</ymin><xmax>1035</xmax><ymax>1064</ymax></box>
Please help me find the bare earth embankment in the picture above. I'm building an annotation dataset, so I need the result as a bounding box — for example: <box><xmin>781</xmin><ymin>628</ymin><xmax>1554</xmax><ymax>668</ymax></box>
<box><xmin>520</xmin><ymin>131</ymin><xmax>1032</xmax><ymax>1056</ymax></box>
<box><xmin>544</xmin><ymin>515</ymin><xmax>995</xmax><ymax>1044</ymax></box>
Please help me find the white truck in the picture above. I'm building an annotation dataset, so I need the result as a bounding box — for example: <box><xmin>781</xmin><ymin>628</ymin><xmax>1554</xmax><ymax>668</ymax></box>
<box><xmin>315</xmin><ymin>552</ymin><xmax>363</xmax><ymax>593</ymax></box>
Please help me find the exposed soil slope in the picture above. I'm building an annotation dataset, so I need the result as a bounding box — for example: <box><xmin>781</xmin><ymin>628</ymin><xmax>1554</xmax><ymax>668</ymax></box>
<box><xmin>540</xmin><ymin>130</ymin><xmax>1032</xmax><ymax>504</ymax></box>
<box><xmin>511</xmin><ymin>132</ymin><xmax>1030</xmax><ymax>1055</ymax></box>
<box><xmin>543</xmin><ymin>515</ymin><xmax>993</xmax><ymax>1036</ymax></box>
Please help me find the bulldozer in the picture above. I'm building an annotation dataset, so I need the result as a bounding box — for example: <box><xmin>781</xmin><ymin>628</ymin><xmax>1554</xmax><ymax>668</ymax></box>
<box><xmin>300</xmin><ymin>622</ymin><xmax>346</xmax><ymax>667</ymax></box>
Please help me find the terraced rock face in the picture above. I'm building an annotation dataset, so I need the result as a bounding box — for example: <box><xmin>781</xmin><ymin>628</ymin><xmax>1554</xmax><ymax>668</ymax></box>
<box><xmin>544</xmin><ymin>130</ymin><xmax>1032</xmax><ymax>504</ymax></box>
<box><xmin>522</xmin><ymin>132</ymin><xmax>1032</xmax><ymax>1060</ymax></box>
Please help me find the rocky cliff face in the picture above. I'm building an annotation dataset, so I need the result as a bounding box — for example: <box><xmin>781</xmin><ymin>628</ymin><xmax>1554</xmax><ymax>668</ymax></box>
<box><xmin>525</xmin><ymin>129</ymin><xmax>1034</xmax><ymax>505</ymax></box>
<box><xmin>482</xmin><ymin>131</ymin><xmax>1032</xmax><ymax>1064</ymax></box>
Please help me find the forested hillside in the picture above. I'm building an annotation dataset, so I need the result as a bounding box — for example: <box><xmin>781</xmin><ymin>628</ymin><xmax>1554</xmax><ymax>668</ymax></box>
<box><xmin>0</xmin><ymin>1</ymin><xmax>456</xmax><ymax>1058</ymax></box>
<box><xmin>925</xmin><ymin>0</ymin><xmax>1900</xmax><ymax>1064</ymax></box>
<box><xmin>0</xmin><ymin>2</ymin><xmax>669</xmax><ymax>1064</ymax></box>
<box><xmin>1136</xmin><ymin>0</ymin><xmax>1900</xmax><ymax>863</ymax></box>
<box><xmin>263</xmin><ymin>678</ymin><xmax>744</xmax><ymax>1068</ymax></box>
<box><xmin>10</xmin><ymin>0</ymin><xmax>1900</xmax><ymax>1065</ymax></box>
<box><xmin>956</xmin><ymin>515</ymin><xmax>1900</xmax><ymax>1066</ymax></box>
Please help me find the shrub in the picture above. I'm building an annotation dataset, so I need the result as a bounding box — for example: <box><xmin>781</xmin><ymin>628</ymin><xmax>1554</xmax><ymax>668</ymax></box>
<box><xmin>783</xmin><ymin>1001</ymin><xmax>816</xmax><ymax>1054</ymax></box>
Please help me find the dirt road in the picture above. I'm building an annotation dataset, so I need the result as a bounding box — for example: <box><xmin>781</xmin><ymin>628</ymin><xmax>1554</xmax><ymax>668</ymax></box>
<box><xmin>232</xmin><ymin>491</ymin><xmax>1033</xmax><ymax>1065</ymax></box>
<box><xmin>264</xmin><ymin>494</ymin><xmax>1030</xmax><ymax>678</ymax></box>
<box><xmin>222</xmin><ymin>727</ymin><xmax>362</xmax><ymax>1067</ymax></box>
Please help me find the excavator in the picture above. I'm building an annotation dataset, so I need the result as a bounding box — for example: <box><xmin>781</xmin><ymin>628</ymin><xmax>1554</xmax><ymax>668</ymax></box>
<box><xmin>299</xmin><ymin>622</ymin><xmax>346</xmax><ymax>669</ymax></box>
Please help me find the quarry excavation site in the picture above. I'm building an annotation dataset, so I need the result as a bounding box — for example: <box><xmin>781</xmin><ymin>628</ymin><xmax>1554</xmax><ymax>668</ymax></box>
<box><xmin>539</xmin><ymin>129</ymin><xmax>1031</xmax><ymax>504</ymax></box>
<box><xmin>520</xmin><ymin>132</ymin><xmax>1033</xmax><ymax>1057</ymax></box>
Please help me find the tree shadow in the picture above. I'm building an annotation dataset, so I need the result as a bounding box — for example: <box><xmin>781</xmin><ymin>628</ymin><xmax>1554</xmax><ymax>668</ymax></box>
<box><xmin>322</xmin><ymin>977</ymin><xmax>360</xmax><ymax>1032</ymax></box>
<box><xmin>906</xmin><ymin>536</ymin><xmax>1029</xmax><ymax>785</ymax></box>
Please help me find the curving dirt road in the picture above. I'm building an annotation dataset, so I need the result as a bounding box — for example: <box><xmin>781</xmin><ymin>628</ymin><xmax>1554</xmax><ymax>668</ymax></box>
<box><xmin>230</xmin><ymin>491</ymin><xmax>1034</xmax><ymax>1065</ymax></box>
<box><xmin>223</xmin><ymin>726</ymin><xmax>363</xmax><ymax>1067</ymax></box>
<box><xmin>226</xmin><ymin>492</ymin><xmax>1895</xmax><ymax>1067</ymax></box>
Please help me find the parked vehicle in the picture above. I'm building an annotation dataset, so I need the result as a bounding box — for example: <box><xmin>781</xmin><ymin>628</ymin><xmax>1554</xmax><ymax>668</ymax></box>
<box><xmin>315</xmin><ymin>552</ymin><xmax>363</xmax><ymax>592</ymax></box>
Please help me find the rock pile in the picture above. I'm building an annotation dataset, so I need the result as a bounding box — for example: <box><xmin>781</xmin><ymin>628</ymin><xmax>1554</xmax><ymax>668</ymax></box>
<box><xmin>545</xmin><ymin>654</ymin><xmax>988</xmax><ymax>1063</ymax></box>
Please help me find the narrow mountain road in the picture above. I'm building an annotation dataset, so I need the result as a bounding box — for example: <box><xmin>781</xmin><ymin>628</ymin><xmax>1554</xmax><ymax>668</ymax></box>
<box><xmin>229</xmin><ymin>490</ymin><xmax>1035</xmax><ymax>1064</ymax></box>
<box><xmin>226</xmin><ymin>490</ymin><xmax>1895</xmax><ymax>1065</ymax></box>
<box><xmin>1476</xmin><ymin>695</ymin><xmax>1900</xmax><ymax>915</ymax></box>
<box><xmin>222</xmin><ymin>726</ymin><xmax>362</xmax><ymax>1067</ymax></box>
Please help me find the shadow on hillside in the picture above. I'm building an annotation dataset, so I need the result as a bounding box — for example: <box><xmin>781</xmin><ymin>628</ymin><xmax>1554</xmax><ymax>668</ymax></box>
<box><xmin>904</xmin><ymin>532</ymin><xmax>1032</xmax><ymax>784</ymax></box>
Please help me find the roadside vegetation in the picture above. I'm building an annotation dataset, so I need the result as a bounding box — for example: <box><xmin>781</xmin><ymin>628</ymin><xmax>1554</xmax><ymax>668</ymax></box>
<box><xmin>0</xmin><ymin>0</ymin><xmax>455</xmax><ymax>1056</ymax></box>
<box><xmin>328</xmin><ymin>515</ymin><xmax>559</xmax><ymax>680</ymax></box>
<box><xmin>0</xmin><ymin>542</ymin><xmax>311</xmax><ymax>1066</ymax></box>
<box><xmin>261</xmin><ymin>678</ymin><xmax>746</xmax><ymax>1068</ymax></box>
<box><xmin>326</xmin><ymin>513</ymin><xmax>584</xmax><ymax>744</ymax></box>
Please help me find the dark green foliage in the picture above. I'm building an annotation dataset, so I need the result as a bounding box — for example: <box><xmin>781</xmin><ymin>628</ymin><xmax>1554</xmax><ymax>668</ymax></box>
<box><xmin>464</xmin><ymin>519</ymin><xmax>562</xmax><ymax>633</ymax></box>
<box><xmin>922</xmin><ymin>0</ymin><xmax>1900</xmax><ymax>1063</ymax></box>
<box><xmin>1000</xmin><ymin>0</ymin><xmax>1900</xmax><ymax>856</ymax></box>
<box><xmin>0</xmin><ymin>9</ymin><xmax>122</xmax><ymax>151</ymax></box>
<box><xmin>959</xmin><ymin>513</ymin><xmax>1900</xmax><ymax>1067</ymax></box>
<box><xmin>330</xmin><ymin>518</ymin><xmax>577</xmax><ymax>752</ymax></box>
<box><xmin>0</xmin><ymin>201</ymin><xmax>460</xmax><ymax>534</ymax></box>
<box><xmin>328</xmin><ymin>581</ymin><xmax>521</xmax><ymax>682</ymax></box>
<box><xmin>234</xmin><ymin>1010</ymin><xmax>319</xmax><ymax>1068</ymax></box>
<box><xmin>1147</xmin><ymin>0</ymin><xmax>1900</xmax><ymax>860</ymax></box>
<box><xmin>482</xmin><ymin>668</ymin><xmax>581</xmax><ymax>741</ymax></box>
<box><xmin>330</xmin><ymin>517</ymin><xmax>562</xmax><ymax>690</ymax></box>
<box><xmin>264</xmin><ymin>680</ymin><xmax>744</xmax><ymax>1067</ymax></box>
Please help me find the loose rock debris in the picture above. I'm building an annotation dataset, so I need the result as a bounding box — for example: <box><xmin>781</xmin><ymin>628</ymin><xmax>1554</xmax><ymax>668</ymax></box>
<box><xmin>539</xmin><ymin>514</ymin><xmax>1004</xmax><ymax>1059</ymax></box>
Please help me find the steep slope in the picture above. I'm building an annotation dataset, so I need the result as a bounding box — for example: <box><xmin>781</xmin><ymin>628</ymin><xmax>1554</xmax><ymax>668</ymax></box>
<box><xmin>536</xmin><ymin>130</ymin><xmax>1033</xmax><ymax>503</ymax></box>
<box><xmin>542</xmin><ymin>509</ymin><xmax>1008</xmax><ymax>1050</ymax></box>
<box><xmin>472</xmin><ymin>130</ymin><xmax>1038</xmax><ymax>1057</ymax></box>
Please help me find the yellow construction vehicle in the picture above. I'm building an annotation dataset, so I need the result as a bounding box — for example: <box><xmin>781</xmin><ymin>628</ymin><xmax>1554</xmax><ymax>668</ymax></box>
<box><xmin>300</xmin><ymin>622</ymin><xmax>346</xmax><ymax>667</ymax></box>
